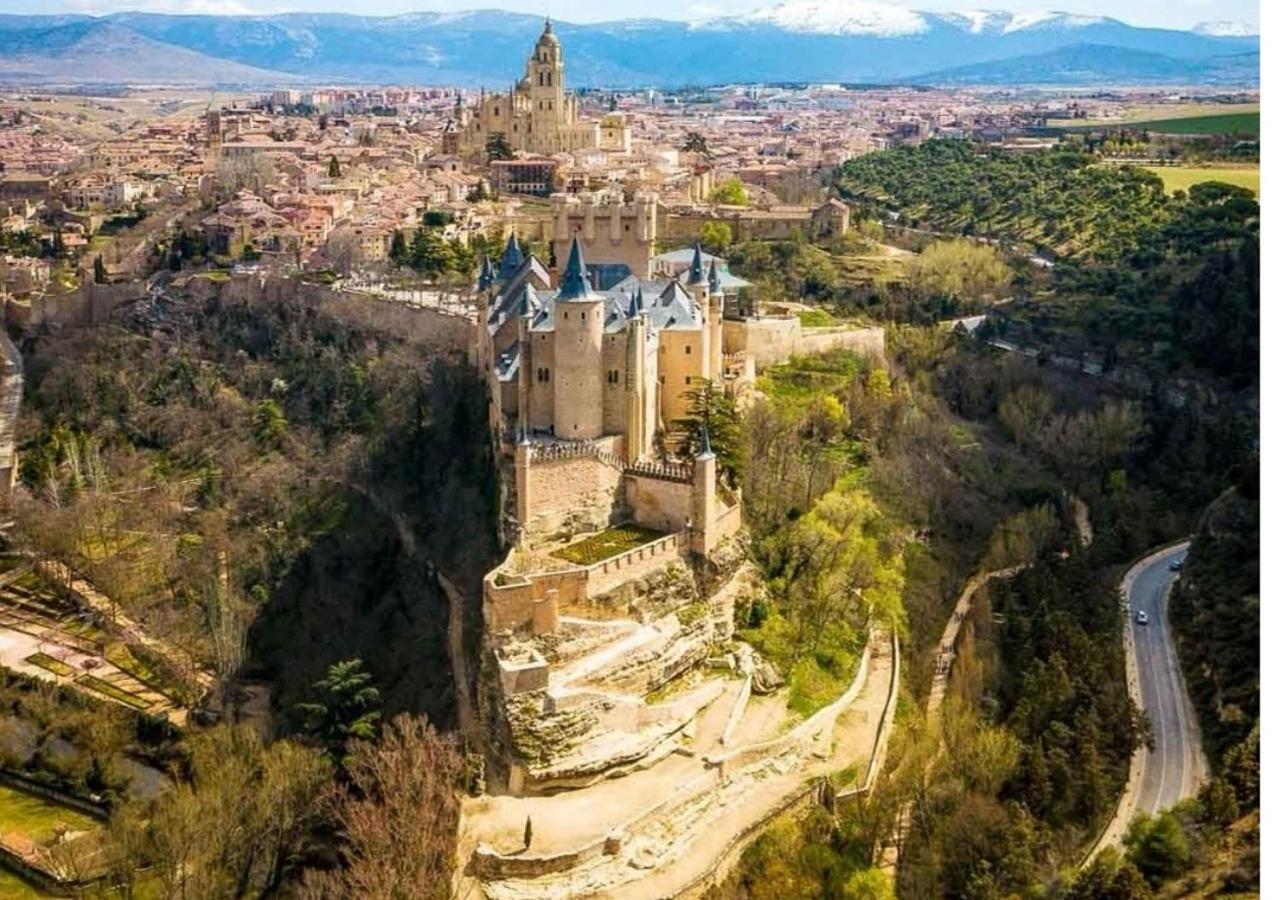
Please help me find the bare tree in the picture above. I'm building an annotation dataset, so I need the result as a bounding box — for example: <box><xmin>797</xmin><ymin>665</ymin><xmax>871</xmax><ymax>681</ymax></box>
<box><xmin>300</xmin><ymin>713</ymin><xmax>464</xmax><ymax>900</ymax></box>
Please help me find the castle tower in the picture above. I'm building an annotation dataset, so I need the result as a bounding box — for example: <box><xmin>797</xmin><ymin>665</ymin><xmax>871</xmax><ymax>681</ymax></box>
<box><xmin>691</xmin><ymin>424</ymin><xmax>717</xmax><ymax>556</ymax></box>
<box><xmin>624</xmin><ymin>285</ymin><xmax>648</xmax><ymax>463</ymax></box>
<box><xmin>517</xmin><ymin>303</ymin><xmax>533</xmax><ymax>439</ymax></box>
<box><xmin>686</xmin><ymin>243</ymin><xmax>709</xmax><ymax>305</ymax></box>
<box><xmin>553</xmin><ymin>235</ymin><xmax>604</xmax><ymax>440</ymax></box>
<box><xmin>707</xmin><ymin>259</ymin><xmax>724</xmax><ymax>383</ymax></box>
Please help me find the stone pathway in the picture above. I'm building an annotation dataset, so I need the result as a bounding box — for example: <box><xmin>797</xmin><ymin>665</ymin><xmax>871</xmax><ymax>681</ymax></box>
<box><xmin>462</xmin><ymin>632</ymin><xmax>897</xmax><ymax>899</ymax></box>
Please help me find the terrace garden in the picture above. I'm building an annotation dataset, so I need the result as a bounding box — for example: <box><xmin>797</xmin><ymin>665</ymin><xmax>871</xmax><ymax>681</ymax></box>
<box><xmin>551</xmin><ymin>524</ymin><xmax>666</xmax><ymax>566</ymax></box>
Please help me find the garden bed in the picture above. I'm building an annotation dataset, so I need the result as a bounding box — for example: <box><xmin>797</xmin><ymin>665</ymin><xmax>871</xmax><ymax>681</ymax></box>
<box><xmin>23</xmin><ymin>654</ymin><xmax>74</xmax><ymax>678</ymax></box>
<box><xmin>551</xmin><ymin>524</ymin><xmax>666</xmax><ymax>566</ymax></box>
<box><xmin>72</xmin><ymin>675</ymin><xmax>152</xmax><ymax>711</ymax></box>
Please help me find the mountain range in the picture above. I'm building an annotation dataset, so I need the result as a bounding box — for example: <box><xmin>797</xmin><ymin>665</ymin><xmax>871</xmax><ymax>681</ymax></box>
<box><xmin>0</xmin><ymin>4</ymin><xmax>1259</xmax><ymax>88</ymax></box>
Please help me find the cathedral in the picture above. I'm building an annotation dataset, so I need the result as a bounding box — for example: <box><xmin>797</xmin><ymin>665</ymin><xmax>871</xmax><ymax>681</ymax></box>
<box><xmin>455</xmin><ymin>20</ymin><xmax>602</xmax><ymax>157</ymax></box>
<box><xmin>477</xmin><ymin>233</ymin><xmax>735</xmax><ymax>463</ymax></box>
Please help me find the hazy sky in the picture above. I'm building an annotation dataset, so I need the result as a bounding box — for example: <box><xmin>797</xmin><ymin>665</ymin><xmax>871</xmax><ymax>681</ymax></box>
<box><xmin>17</xmin><ymin>0</ymin><xmax>1261</xmax><ymax>32</ymax></box>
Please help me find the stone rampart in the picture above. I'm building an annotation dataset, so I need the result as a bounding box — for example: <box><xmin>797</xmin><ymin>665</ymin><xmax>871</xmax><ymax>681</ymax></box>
<box><xmin>723</xmin><ymin>317</ymin><xmax>885</xmax><ymax>369</ymax></box>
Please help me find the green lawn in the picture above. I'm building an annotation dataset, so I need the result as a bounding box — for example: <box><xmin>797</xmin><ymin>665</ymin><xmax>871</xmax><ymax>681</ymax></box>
<box><xmin>552</xmin><ymin>524</ymin><xmax>666</xmax><ymax>566</ymax></box>
<box><xmin>1142</xmin><ymin>166</ymin><xmax>1260</xmax><ymax>196</ymax></box>
<box><xmin>797</xmin><ymin>308</ymin><xmax>837</xmax><ymax>328</ymax></box>
<box><xmin>0</xmin><ymin>784</ymin><xmax>98</xmax><ymax>843</ymax></box>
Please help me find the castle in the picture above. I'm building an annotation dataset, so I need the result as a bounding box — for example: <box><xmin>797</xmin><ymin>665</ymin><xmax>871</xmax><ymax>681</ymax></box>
<box><xmin>454</xmin><ymin>20</ymin><xmax>606</xmax><ymax>158</ymax></box>
<box><xmin>478</xmin><ymin>233</ymin><xmax>735</xmax><ymax>472</ymax></box>
<box><xmin>473</xmin><ymin>231</ymin><xmax>751</xmax><ymax>798</ymax></box>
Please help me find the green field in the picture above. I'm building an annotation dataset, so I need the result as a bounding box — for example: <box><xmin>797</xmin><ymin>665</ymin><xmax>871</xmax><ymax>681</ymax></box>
<box><xmin>0</xmin><ymin>784</ymin><xmax>98</xmax><ymax>843</ymax></box>
<box><xmin>1125</xmin><ymin>111</ymin><xmax>1259</xmax><ymax>137</ymax></box>
<box><xmin>1142</xmin><ymin>166</ymin><xmax>1260</xmax><ymax>196</ymax></box>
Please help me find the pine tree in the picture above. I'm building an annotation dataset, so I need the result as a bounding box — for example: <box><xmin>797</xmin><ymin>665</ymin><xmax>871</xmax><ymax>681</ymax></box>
<box><xmin>328</xmin><ymin>155</ymin><xmax>341</xmax><ymax>178</ymax></box>
<box><xmin>389</xmin><ymin>229</ymin><xmax>408</xmax><ymax>266</ymax></box>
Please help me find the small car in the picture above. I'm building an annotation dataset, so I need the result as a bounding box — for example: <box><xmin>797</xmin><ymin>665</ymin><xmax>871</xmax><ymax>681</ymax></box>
<box><xmin>1170</xmin><ymin>559</ymin><xmax>1184</xmax><ymax>572</ymax></box>
<box><xmin>1135</xmin><ymin>610</ymin><xmax>1149</xmax><ymax>625</ymax></box>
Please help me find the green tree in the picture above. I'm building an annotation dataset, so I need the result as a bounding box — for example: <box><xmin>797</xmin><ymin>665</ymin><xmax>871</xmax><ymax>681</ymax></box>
<box><xmin>389</xmin><ymin>229</ymin><xmax>408</xmax><ymax>265</ymax></box>
<box><xmin>251</xmin><ymin>399</ymin><xmax>287</xmax><ymax>451</ymax></box>
<box><xmin>699</xmin><ymin>220</ymin><xmax>732</xmax><ymax>255</ymax></box>
<box><xmin>1124</xmin><ymin>811</ymin><xmax>1192</xmax><ymax>885</ymax></box>
<box><xmin>1068</xmin><ymin>847</ymin><xmax>1154</xmax><ymax>900</ymax></box>
<box><xmin>296</xmin><ymin>658</ymin><xmax>382</xmax><ymax>767</ymax></box>
<box><xmin>93</xmin><ymin>255</ymin><xmax>107</xmax><ymax>284</ymax></box>
<box><xmin>709</xmin><ymin>177</ymin><xmax>748</xmax><ymax>206</ymax></box>
<box><xmin>327</xmin><ymin>155</ymin><xmax>341</xmax><ymax>178</ymax></box>
<box><xmin>485</xmin><ymin>132</ymin><xmax>514</xmax><ymax>162</ymax></box>
<box><xmin>674</xmin><ymin>378</ymin><xmax>743</xmax><ymax>484</ymax></box>
<box><xmin>844</xmin><ymin>867</ymin><xmax>894</xmax><ymax>900</ymax></box>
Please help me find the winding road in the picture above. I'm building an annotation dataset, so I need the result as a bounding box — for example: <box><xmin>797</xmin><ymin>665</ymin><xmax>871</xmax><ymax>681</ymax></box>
<box><xmin>1091</xmin><ymin>542</ymin><xmax>1208</xmax><ymax>859</ymax></box>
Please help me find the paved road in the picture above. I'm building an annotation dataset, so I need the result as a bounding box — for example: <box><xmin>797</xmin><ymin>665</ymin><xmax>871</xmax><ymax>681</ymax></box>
<box><xmin>1128</xmin><ymin>542</ymin><xmax>1208</xmax><ymax>818</ymax></box>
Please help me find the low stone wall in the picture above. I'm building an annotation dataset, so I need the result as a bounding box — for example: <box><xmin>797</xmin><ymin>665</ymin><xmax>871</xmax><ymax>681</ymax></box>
<box><xmin>582</xmin><ymin>531</ymin><xmax>687</xmax><ymax>599</ymax></box>
<box><xmin>708</xmin><ymin>637</ymin><xmax>873</xmax><ymax>782</ymax></box>
<box><xmin>484</xmin><ymin>558</ymin><xmax>585</xmax><ymax>635</ymax></box>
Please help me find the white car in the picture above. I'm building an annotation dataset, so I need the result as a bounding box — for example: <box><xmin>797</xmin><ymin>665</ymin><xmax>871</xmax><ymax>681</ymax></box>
<box><xmin>1135</xmin><ymin>610</ymin><xmax>1149</xmax><ymax>625</ymax></box>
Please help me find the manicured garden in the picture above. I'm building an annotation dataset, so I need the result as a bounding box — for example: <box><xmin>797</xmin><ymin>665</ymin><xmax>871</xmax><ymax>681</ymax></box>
<box><xmin>552</xmin><ymin>524</ymin><xmax>666</xmax><ymax>566</ymax></box>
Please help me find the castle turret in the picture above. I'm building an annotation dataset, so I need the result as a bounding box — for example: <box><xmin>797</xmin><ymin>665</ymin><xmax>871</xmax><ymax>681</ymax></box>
<box><xmin>691</xmin><ymin>424</ymin><xmax>717</xmax><ymax>556</ymax></box>
<box><xmin>686</xmin><ymin>243</ymin><xmax>709</xmax><ymax>304</ymax></box>
<box><xmin>624</xmin><ymin>284</ymin><xmax>648</xmax><ymax>462</ymax></box>
<box><xmin>707</xmin><ymin>258</ymin><xmax>724</xmax><ymax>383</ymax></box>
<box><xmin>498</xmin><ymin>233</ymin><xmax>524</xmax><ymax>282</ymax></box>
<box><xmin>553</xmin><ymin>235</ymin><xmax>604</xmax><ymax>440</ymax></box>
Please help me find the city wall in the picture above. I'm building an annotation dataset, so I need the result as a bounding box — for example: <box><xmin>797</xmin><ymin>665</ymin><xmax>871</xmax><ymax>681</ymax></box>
<box><xmin>724</xmin><ymin>318</ymin><xmax>885</xmax><ymax>369</ymax></box>
<box><xmin>6</xmin><ymin>281</ymin><xmax>146</xmax><ymax>330</ymax></box>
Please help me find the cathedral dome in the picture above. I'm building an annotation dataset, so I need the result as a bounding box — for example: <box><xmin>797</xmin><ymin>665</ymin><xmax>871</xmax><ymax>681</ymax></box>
<box><xmin>537</xmin><ymin>18</ymin><xmax>560</xmax><ymax>49</ymax></box>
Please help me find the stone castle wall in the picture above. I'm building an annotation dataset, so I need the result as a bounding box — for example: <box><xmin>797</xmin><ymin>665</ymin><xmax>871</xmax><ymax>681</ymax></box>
<box><xmin>724</xmin><ymin>317</ymin><xmax>884</xmax><ymax>369</ymax></box>
<box><xmin>523</xmin><ymin>452</ymin><xmax>625</xmax><ymax>538</ymax></box>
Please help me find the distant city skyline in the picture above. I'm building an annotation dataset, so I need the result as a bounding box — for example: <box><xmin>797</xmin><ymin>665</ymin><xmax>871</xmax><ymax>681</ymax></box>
<box><xmin>11</xmin><ymin>0</ymin><xmax>1261</xmax><ymax>34</ymax></box>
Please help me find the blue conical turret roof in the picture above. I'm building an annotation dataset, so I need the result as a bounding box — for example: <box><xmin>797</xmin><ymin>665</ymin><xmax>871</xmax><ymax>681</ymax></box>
<box><xmin>707</xmin><ymin>258</ymin><xmax>722</xmax><ymax>294</ymax></box>
<box><xmin>557</xmin><ymin>235</ymin><xmax>597</xmax><ymax>301</ymax></box>
<box><xmin>477</xmin><ymin>254</ymin><xmax>495</xmax><ymax>291</ymax></box>
<box><xmin>687</xmin><ymin>243</ymin><xmax>706</xmax><ymax>285</ymax></box>
<box><xmin>498</xmin><ymin>233</ymin><xmax>524</xmax><ymax>282</ymax></box>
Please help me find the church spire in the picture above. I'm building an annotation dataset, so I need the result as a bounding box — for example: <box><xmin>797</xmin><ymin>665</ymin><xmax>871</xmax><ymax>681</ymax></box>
<box><xmin>708</xmin><ymin>258</ymin><xmax>722</xmax><ymax>294</ymax></box>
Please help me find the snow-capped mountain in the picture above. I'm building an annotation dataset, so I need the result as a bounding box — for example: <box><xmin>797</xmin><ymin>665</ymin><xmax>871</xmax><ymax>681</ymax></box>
<box><xmin>737</xmin><ymin>0</ymin><xmax>928</xmax><ymax>37</ymax></box>
<box><xmin>1192</xmin><ymin>20</ymin><xmax>1258</xmax><ymax>37</ymax></box>
<box><xmin>0</xmin><ymin>7</ymin><xmax>1260</xmax><ymax>87</ymax></box>
<box><xmin>726</xmin><ymin>3</ymin><xmax>1120</xmax><ymax>37</ymax></box>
